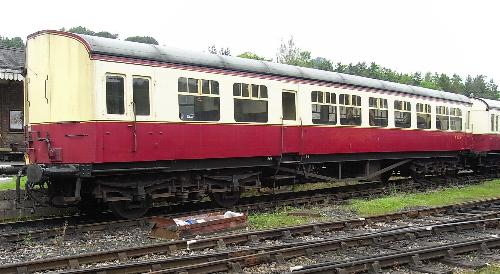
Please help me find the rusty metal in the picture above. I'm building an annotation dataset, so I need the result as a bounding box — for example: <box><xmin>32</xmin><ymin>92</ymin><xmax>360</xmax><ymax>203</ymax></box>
<box><xmin>150</xmin><ymin>211</ymin><xmax>247</xmax><ymax>239</ymax></box>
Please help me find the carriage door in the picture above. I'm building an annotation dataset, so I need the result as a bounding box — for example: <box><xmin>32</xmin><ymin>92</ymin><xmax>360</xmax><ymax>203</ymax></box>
<box><xmin>281</xmin><ymin>90</ymin><xmax>300</xmax><ymax>154</ymax></box>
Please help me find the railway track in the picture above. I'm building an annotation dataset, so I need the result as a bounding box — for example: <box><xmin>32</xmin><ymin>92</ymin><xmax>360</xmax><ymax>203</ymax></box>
<box><xmin>0</xmin><ymin>175</ymin><xmax>482</xmax><ymax>244</ymax></box>
<box><xmin>1</xmin><ymin>197</ymin><xmax>499</xmax><ymax>274</ymax></box>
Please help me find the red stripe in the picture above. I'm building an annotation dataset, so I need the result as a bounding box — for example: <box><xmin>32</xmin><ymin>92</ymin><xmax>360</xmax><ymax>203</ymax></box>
<box><xmin>28</xmin><ymin>122</ymin><xmax>478</xmax><ymax>164</ymax></box>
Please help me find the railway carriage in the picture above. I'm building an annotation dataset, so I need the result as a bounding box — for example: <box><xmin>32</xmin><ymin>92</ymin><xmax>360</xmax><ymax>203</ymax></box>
<box><xmin>23</xmin><ymin>30</ymin><xmax>500</xmax><ymax>218</ymax></box>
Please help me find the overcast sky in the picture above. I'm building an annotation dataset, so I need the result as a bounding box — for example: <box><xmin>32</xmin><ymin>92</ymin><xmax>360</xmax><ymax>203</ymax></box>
<box><xmin>4</xmin><ymin>0</ymin><xmax>499</xmax><ymax>82</ymax></box>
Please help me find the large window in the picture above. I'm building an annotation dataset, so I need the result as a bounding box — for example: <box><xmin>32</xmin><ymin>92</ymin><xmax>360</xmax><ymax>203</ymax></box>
<box><xmin>449</xmin><ymin>107</ymin><xmax>462</xmax><ymax>131</ymax></box>
<box><xmin>394</xmin><ymin>100</ymin><xmax>411</xmax><ymax>128</ymax></box>
<box><xmin>436</xmin><ymin>106</ymin><xmax>449</xmax><ymax>130</ymax></box>
<box><xmin>233</xmin><ymin>83</ymin><xmax>268</xmax><ymax>122</ymax></box>
<box><xmin>106</xmin><ymin>75</ymin><xmax>125</xmax><ymax>115</ymax></box>
<box><xmin>133</xmin><ymin>77</ymin><xmax>150</xmax><ymax>116</ymax></box>
<box><xmin>339</xmin><ymin>94</ymin><xmax>361</xmax><ymax>126</ymax></box>
<box><xmin>311</xmin><ymin>91</ymin><xmax>336</xmax><ymax>125</ymax></box>
<box><xmin>178</xmin><ymin>77</ymin><xmax>220</xmax><ymax>121</ymax></box>
<box><xmin>416</xmin><ymin>103</ymin><xmax>431</xmax><ymax>129</ymax></box>
<box><xmin>369</xmin><ymin>97</ymin><xmax>388</xmax><ymax>127</ymax></box>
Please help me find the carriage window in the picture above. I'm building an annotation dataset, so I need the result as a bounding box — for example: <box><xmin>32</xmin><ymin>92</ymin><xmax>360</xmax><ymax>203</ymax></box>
<box><xmin>178</xmin><ymin>77</ymin><xmax>220</xmax><ymax>121</ymax></box>
<box><xmin>133</xmin><ymin>77</ymin><xmax>150</xmax><ymax>116</ymax></box>
<box><xmin>394</xmin><ymin>100</ymin><xmax>411</xmax><ymax>128</ymax></box>
<box><xmin>449</xmin><ymin>107</ymin><xmax>462</xmax><ymax>131</ymax></box>
<box><xmin>497</xmin><ymin>116</ymin><xmax>499</xmax><ymax>132</ymax></box>
<box><xmin>369</xmin><ymin>97</ymin><xmax>388</xmax><ymax>127</ymax></box>
<box><xmin>436</xmin><ymin>106</ymin><xmax>450</xmax><ymax>130</ymax></box>
<box><xmin>311</xmin><ymin>91</ymin><xmax>336</xmax><ymax>125</ymax></box>
<box><xmin>491</xmin><ymin>114</ymin><xmax>495</xmax><ymax>132</ymax></box>
<box><xmin>282</xmin><ymin>91</ymin><xmax>296</xmax><ymax>120</ymax></box>
<box><xmin>234</xmin><ymin>83</ymin><xmax>268</xmax><ymax>122</ymax></box>
<box><xmin>416</xmin><ymin>103</ymin><xmax>431</xmax><ymax>129</ymax></box>
<box><xmin>339</xmin><ymin>94</ymin><xmax>361</xmax><ymax>126</ymax></box>
<box><xmin>106</xmin><ymin>75</ymin><xmax>125</xmax><ymax>115</ymax></box>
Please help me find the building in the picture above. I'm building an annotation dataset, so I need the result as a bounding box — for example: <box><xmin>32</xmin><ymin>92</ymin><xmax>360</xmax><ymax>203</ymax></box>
<box><xmin>0</xmin><ymin>47</ymin><xmax>24</xmax><ymax>160</ymax></box>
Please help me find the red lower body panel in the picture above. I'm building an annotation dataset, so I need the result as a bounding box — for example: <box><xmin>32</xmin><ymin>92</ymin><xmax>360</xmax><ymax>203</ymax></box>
<box><xmin>28</xmin><ymin>122</ymin><xmax>475</xmax><ymax>164</ymax></box>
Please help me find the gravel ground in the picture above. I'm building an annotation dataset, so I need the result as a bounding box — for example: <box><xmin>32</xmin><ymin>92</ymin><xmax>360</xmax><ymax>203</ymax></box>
<box><xmin>0</xmin><ymin>226</ymin><xmax>165</xmax><ymax>264</ymax></box>
<box><xmin>1</xmin><ymin>202</ymin><xmax>499</xmax><ymax>274</ymax></box>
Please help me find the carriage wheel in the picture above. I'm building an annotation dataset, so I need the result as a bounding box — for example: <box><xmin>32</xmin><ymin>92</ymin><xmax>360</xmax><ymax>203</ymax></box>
<box><xmin>209</xmin><ymin>191</ymin><xmax>241</xmax><ymax>208</ymax></box>
<box><xmin>108</xmin><ymin>199</ymin><xmax>151</xmax><ymax>219</ymax></box>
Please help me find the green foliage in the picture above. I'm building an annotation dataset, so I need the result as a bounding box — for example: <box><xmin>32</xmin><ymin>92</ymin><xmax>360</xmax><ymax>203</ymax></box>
<box><xmin>459</xmin><ymin>265</ymin><xmax>500</xmax><ymax>274</ymax></box>
<box><xmin>0</xmin><ymin>176</ymin><xmax>26</xmax><ymax>190</ymax></box>
<box><xmin>65</xmin><ymin>26</ymin><xmax>118</xmax><ymax>39</ymax></box>
<box><xmin>346</xmin><ymin>180</ymin><xmax>500</xmax><ymax>216</ymax></box>
<box><xmin>0</xmin><ymin>36</ymin><xmax>24</xmax><ymax>48</ymax></box>
<box><xmin>125</xmin><ymin>36</ymin><xmax>159</xmax><ymax>45</ymax></box>
<box><xmin>237</xmin><ymin>52</ymin><xmax>271</xmax><ymax>61</ymax></box>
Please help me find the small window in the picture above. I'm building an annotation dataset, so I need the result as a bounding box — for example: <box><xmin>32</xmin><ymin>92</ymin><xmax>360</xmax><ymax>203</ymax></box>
<box><xmin>339</xmin><ymin>94</ymin><xmax>361</xmax><ymax>126</ymax></box>
<box><xmin>178</xmin><ymin>77</ymin><xmax>220</xmax><ymax>121</ymax></box>
<box><xmin>234</xmin><ymin>82</ymin><xmax>268</xmax><ymax>122</ymax></box>
<box><xmin>106</xmin><ymin>75</ymin><xmax>125</xmax><ymax>115</ymax></box>
<box><xmin>311</xmin><ymin>91</ymin><xmax>336</xmax><ymax>125</ymax></box>
<box><xmin>188</xmin><ymin>78</ymin><xmax>198</xmax><ymax>93</ymax></box>
<box><xmin>449</xmin><ymin>107</ymin><xmax>462</xmax><ymax>131</ymax></box>
<box><xmin>416</xmin><ymin>103</ymin><xmax>431</xmax><ymax>129</ymax></box>
<box><xmin>282</xmin><ymin>91</ymin><xmax>296</xmax><ymax>120</ymax></box>
<box><xmin>394</xmin><ymin>100</ymin><xmax>411</xmax><ymax>128</ymax></box>
<box><xmin>369</xmin><ymin>97</ymin><xmax>388</xmax><ymax>127</ymax></box>
<box><xmin>133</xmin><ymin>77</ymin><xmax>150</xmax><ymax>116</ymax></box>
<box><xmin>496</xmin><ymin>116</ymin><xmax>499</xmax><ymax>132</ymax></box>
<box><xmin>233</xmin><ymin>83</ymin><xmax>241</xmax><ymax>96</ymax></box>
<box><xmin>491</xmin><ymin>114</ymin><xmax>495</xmax><ymax>132</ymax></box>
<box><xmin>178</xmin><ymin>77</ymin><xmax>188</xmax><ymax>93</ymax></box>
<box><xmin>9</xmin><ymin>110</ymin><xmax>23</xmax><ymax>132</ymax></box>
<box><xmin>436</xmin><ymin>106</ymin><xmax>450</xmax><ymax>130</ymax></box>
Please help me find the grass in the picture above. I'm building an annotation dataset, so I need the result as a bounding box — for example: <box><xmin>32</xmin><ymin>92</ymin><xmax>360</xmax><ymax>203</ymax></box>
<box><xmin>0</xmin><ymin>176</ymin><xmax>26</xmax><ymax>190</ymax></box>
<box><xmin>459</xmin><ymin>265</ymin><xmax>500</xmax><ymax>274</ymax></box>
<box><xmin>248</xmin><ymin>206</ymin><xmax>324</xmax><ymax>229</ymax></box>
<box><xmin>346</xmin><ymin>180</ymin><xmax>500</xmax><ymax>216</ymax></box>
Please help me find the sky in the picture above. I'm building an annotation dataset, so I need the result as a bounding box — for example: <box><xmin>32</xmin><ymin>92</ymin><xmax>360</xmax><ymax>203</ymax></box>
<box><xmin>4</xmin><ymin>0</ymin><xmax>499</xmax><ymax>82</ymax></box>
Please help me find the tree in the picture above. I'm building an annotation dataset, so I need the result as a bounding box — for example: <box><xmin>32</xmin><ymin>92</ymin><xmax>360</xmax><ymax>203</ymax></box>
<box><xmin>208</xmin><ymin>45</ymin><xmax>231</xmax><ymax>56</ymax></box>
<box><xmin>276</xmin><ymin>37</ymin><xmax>333</xmax><ymax>71</ymax></box>
<box><xmin>238</xmin><ymin>52</ymin><xmax>271</xmax><ymax>61</ymax></box>
<box><xmin>0</xmin><ymin>36</ymin><xmax>24</xmax><ymax>48</ymax></box>
<box><xmin>66</xmin><ymin>26</ymin><xmax>118</xmax><ymax>39</ymax></box>
<box><xmin>276</xmin><ymin>37</ymin><xmax>301</xmax><ymax>65</ymax></box>
<box><xmin>125</xmin><ymin>36</ymin><xmax>159</xmax><ymax>45</ymax></box>
<box><xmin>310</xmin><ymin>57</ymin><xmax>334</xmax><ymax>71</ymax></box>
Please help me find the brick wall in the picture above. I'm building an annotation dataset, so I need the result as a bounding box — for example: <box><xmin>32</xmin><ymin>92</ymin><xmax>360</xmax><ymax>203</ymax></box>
<box><xmin>0</xmin><ymin>80</ymin><xmax>24</xmax><ymax>151</ymax></box>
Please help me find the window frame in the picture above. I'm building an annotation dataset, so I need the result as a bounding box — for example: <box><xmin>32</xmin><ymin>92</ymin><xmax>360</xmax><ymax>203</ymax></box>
<box><xmin>394</xmin><ymin>100</ymin><xmax>412</xmax><ymax>129</ymax></box>
<box><xmin>416</xmin><ymin>102</ymin><xmax>432</xmax><ymax>130</ymax></box>
<box><xmin>338</xmin><ymin>93</ymin><xmax>362</xmax><ymax>126</ymax></box>
<box><xmin>105</xmin><ymin>73</ymin><xmax>126</xmax><ymax>117</ymax></box>
<box><xmin>311</xmin><ymin>91</ymin><xmax>337</xmax><ymax>125</ymax></box>
<box><xmin>435</xmin><ymin>105</ymin><xmax>450</xmax><ymax>131</ymax></box>
<box><xmin>368</xmin><ymin>97</ymin><xmax>388</xmax><ymax>127</ymax></box>
<box><xmin>449</xmin><ymin>107</ymin><xmax>463</xmax><ymax>131</ymax></box>
<box><xmin>233</xmin><ymin>82</ymin><xmax>269</xmax><ymax>123</ymax></box>
<box><xmin>178</xmin><ymin>77</ymin><xmax>221</xmax><ymax>122</ymax></box>
<box><xmin>132</xmin><ymin>76</ymin><xmax>152</xmax><ymax>117</ymax></box>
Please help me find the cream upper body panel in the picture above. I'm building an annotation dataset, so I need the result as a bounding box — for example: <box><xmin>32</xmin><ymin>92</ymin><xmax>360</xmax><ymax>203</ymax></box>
<box><xmin>26</xmin><ymin>33</ymin><xmax>95</xmax><ymax>124</ymax></box>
